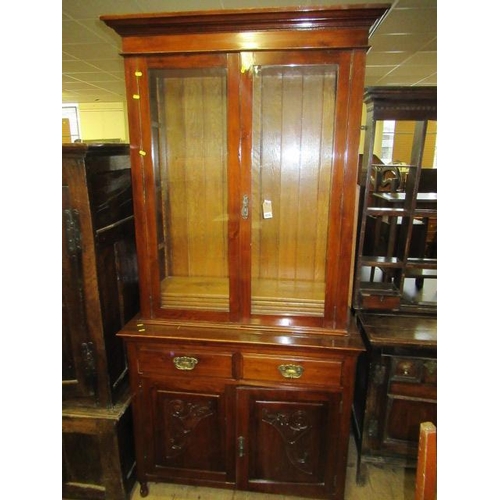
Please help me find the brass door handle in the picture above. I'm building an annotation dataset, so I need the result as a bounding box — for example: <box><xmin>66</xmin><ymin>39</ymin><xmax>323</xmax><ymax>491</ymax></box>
<box><xmin>278</xmin><ymin>363</ymin><xmax>304</xmax><ymax>379</ymax></box>
<box><xmin>173</xmin><ymin>356</ymin><xmax>198</xmax><ymax>371</ymax></box>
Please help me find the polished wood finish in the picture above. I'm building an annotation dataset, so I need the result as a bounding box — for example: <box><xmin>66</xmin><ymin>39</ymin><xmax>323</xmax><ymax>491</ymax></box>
<box><xmin>101</xmin><ymin>6</ymin><xmax>389</xmax><ymax>500</ymax></box>
<box><xmin>62</xmin><ymin>143</ymin><xmax>140</xmax><ymax>499</ymax></box>
<box><xmin>119</xmin><ymin>319</ymin><xmax>363</xmax><ymax>499</ymax></box>
<box><xmin>415</xmin><ymin>422</ymin><xmax>437</xmax><ymax>500</ymax></box>
<box><xmin>101</xmin><ymin>7</ymin><xmax>391</xmax><ymax>332</ymax></box>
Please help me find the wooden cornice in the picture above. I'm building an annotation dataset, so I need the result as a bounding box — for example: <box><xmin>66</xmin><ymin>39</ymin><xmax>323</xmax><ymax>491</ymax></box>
<box><xmin>101</xmin><ymin>5</ymin><xmax>391</xmax><ymax>38</ymax></box>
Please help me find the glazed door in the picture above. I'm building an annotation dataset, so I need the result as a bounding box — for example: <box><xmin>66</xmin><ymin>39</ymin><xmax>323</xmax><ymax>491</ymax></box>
<box><xmin>133</xmin><ymin>50</ymin><xmax>357</xmax><ymax>326</ymax></box>
<box><xmin>239</xmin><ymin>51</ymin><xmax>357</xmax><ymax>328</ymax></box>
<box><xmin>236</xmin><ymin>386</ymin><xmax>342</xmax><ymax>498</ymax></box>
<box><xmin>145</xmin><ymin>53</ymin><xmax>240</xmax><ymax>322</ymax></box>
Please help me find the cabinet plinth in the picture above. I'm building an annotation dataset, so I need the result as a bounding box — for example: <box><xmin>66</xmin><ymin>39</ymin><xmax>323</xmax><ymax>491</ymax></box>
<box><xmin>101</xmin><ymin>6</ymin><xmax>390</xmax><ymax>499</ymax></box>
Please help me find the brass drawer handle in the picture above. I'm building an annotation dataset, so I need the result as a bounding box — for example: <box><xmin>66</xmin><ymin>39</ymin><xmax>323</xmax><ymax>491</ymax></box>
<box><xmin>173</xmin><ymin>356</ymin><xmax>198</xmax><ymax>371</ymax></box>
<box><xmin>278</xmin><ymin>364</ymin><xmax>304</xmax><ymax>379</ymax></box>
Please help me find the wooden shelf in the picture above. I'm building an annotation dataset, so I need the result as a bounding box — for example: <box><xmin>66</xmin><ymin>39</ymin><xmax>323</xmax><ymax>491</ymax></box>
<box><xmin>365</xmin><ymin>207</ymin><xmax>407</xmax><ymax>217</ymax></box>
<box><xmin>406</xmin><ymin>258</ymin><xmax>437</xmax><ymax>269</ymax></box>
<box><xmin>161</xmin><ymin>277</ymin><xmax>229</xmax><ymax>311</ymax></box>
<box><xmin>361</xmin><ymin>256</ymin><xmax>403</xmax><ymax>267</ymax></box>
<box><xmin>161</xmin><ymin>277</ymin><xmax>325</xmax><ymax>316</ymax></box>
<box><xmin>252</xmin><ymin>278</ymin><xmax>325</xmax><ymax>316</ymax></box>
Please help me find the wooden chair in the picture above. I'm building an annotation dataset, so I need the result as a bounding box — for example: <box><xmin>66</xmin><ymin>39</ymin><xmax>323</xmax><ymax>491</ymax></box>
<box><xmin>415</xmin><ymin>421</ymin><xmax>437</xmax><ymax>500</ymax></box>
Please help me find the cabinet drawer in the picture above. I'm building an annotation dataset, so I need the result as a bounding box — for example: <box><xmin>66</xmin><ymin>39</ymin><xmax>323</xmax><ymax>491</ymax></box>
<box><xmin>389</xmin><ymin>357</ymin><xmax>437</xmax><ymax>385</ymax></box>
<box><xmin>136</xmin><ymin>345</ymin><xmax>235</xmax><ymax>379</ymax></box>
<box><xmin>241</xmin><ymin>353</ymin><xmax>342</xmax><ymax>387</ymax></box>
<box><xmin>359</xmin><ymin>292</ymin><xmax>401</xmax><ymax>310</ymax></box>
<box><xmin>392</xmin><ymin>358</ymin><xmax>421</xmax><ymax>381</ymax></box>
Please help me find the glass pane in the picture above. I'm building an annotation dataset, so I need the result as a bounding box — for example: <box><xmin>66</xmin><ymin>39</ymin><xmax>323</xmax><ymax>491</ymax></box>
<box><xmin>378</xmin><ymin>120</ymin><xmax>437</xmax><ymax>169</ymax></box>
<box><xmin>150</xmin><ymin>68</ymin><xmax>229</xmax><ymax>311</ymax></box>
<box><xmin>251</xmin><ymin>65</ymin><xmax>337</xmax><ymax>317</ymax></box>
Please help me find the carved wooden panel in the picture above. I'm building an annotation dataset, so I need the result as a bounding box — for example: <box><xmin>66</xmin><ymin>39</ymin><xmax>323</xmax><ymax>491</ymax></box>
<box><xmin>145</xmin><ymin>383</ymin><xmax>228</xmax><ymax>478</ymax></box>
<box><xmin>237</xmin><ymin>387</ymin><xmax>342</xmax><ymax>498</ymax></box>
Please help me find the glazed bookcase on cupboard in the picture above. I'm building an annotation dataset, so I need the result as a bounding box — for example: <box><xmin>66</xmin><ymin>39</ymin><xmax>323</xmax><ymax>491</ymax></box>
<box><xmin>101</xmin><ymin>6</ymin><xmax>389</xmax><ymax>500</ymax></box>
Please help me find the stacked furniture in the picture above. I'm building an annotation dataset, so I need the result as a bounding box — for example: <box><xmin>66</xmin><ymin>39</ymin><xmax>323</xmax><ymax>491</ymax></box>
<box><xmin>62</xmin><ymin>143</ymin><xmax>139</xmax><ymax>499</ymax></box>
<box><xmin>101</xmin><ymin>6</ymin><xmax>389</xmax><ymax>499</ymax></box>
<box><xmin>351</xmin><ymin>87</ymin><xmax>437</xmax><ymax>484</ymax></box>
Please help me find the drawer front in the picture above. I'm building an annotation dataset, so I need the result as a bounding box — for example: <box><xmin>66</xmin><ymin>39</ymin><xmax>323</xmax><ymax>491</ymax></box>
<box><xmin>241</xmin><ymin>353</ymin><xmax>343</xmax><ymax>387</ymax></box>
<box><xmin>359</xmin><ymin>292</ymin><xmax>401</xmax><ymax>310</ymax></box>
<box><xmin>389</xmin><ymin>356</ymin><xmax>437</xmax><ymax>385</ymax></box>
<box><xmin>136</xmin><ymin>345</ymin><xmax>235</xmax><ymax>379</ymax></box>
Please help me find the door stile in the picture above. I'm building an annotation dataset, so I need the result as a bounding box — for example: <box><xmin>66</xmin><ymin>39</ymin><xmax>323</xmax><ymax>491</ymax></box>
<box><xmin>124</xmin><ymin>56</ymin><xmax>155</xmax><ymax>319</ymax></box>
<box><xmin>238</xmin><ymin>53</ymin><xmax>254</xmax><ymax>322</ymax></box>
<box><xmin>227</xmin><ymin>53</ymin><xmax>244</xmax><ymax>322</ymax></box>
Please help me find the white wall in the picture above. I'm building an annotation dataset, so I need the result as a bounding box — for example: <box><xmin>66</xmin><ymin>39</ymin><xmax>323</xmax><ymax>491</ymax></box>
<box><xmin>79</xmin><ymin>102</ymin><xmax>129</xmax><ymax>142</ymax></box>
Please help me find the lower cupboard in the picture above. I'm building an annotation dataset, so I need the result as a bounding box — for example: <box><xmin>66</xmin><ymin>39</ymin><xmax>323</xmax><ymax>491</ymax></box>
<box><xmin>120</xmin><ymin>319</ymin><xmax>364</xmax><ymax>500</ymax></box>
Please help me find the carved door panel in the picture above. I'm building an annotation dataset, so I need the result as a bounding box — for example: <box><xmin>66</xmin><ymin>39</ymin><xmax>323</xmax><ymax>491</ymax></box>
<box><xmin>141</xmin><ymin>378</ymin><xmax>231</xmax><ymax>484</ymax></box>
<box><xmin>236</xmin><ymin>387</ymin><xmax>342</xmax><ymax>498</ymax></box>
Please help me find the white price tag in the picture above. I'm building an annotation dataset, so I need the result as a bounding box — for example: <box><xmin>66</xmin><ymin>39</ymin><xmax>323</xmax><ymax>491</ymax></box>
<box><xmin>262</xmin><ymin>199</ymin><xmax>273</xmax><ymax>219</ymax></box>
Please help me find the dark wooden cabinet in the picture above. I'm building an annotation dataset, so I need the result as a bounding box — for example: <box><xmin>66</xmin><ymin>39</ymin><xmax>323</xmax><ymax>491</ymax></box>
<box><xmin>351</xmin><ymin>87</ymin><xmax>437</xmax><ymax>484</ymax></box>
<box><xmin>100</xmin><ymin>6</ymin><xmax>390</xmax><ymax>499</ymax></box>
<box><xmin>62</xmin><ymin>143</ymin><xmax>140</xmax><ymax>499</ymax></box>
<box><xmin>352</xmin><ymin>313</ymin><xmax>437</xmax><ymax>484</ymax></box>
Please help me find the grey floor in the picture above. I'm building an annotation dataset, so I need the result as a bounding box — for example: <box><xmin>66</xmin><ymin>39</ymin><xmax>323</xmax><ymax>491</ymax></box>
<box><xmin>130</xmin><ymin>433</ymin><xmax>417</xmax><ymax>500</ymax></box>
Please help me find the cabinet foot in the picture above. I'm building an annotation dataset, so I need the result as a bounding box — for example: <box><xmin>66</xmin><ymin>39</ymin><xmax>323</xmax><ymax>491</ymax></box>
<box><xmin>139</xmin><ymin>482</ymin><xmax>149</xmax><ymax>497</ymax></box>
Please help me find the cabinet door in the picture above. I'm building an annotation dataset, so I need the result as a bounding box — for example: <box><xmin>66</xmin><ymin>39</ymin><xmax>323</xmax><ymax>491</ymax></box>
<box><xmin>133</xmin><ymin>50</ymin><xmax>359</xmax><ymax>328</ymax></box>
<box><xmin>383</xmin><ymin>357</ymin><xmax>437</xmax><ymax>456</ymax></box>
<box><xmin>62</xmin><ymin>185</ymin><xmax>96</xmax><ymax>401</ymax></box>
<box><xmin>241</xmin><ymin>50</ymin><xmax>360</xmax><ymax>329</ymax></box>
<box><xmin>236</xmin><ymin>386</ymin><xmax>342</xmax><ymax>499</ymax></box>
<box><xmin>139</xmin><ymin>377</ymin><xmax>232</xmax><ymax>485</ymax></box>
<box><xmin>146</xmin><ymin>55</ymin><xmax>235</xmax><ymax>321</ymax></box>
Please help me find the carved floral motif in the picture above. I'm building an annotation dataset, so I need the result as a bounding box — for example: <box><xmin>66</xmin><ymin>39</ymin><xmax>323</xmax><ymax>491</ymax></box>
<box><xmin>163</xmin><ymin>398</ymin><xmax>214</xmax><ymax>458</ymax></box>
<box><xmin>262</xmin><ymin>408</ymin><xmax>313</xmax><ymax>474</ymax></box>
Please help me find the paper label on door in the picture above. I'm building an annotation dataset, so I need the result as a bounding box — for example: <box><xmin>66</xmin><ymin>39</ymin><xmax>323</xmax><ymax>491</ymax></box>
<box><xmin>262</xmin><ymin>199</ymin><xmax>273</xmax><ymax>219</ymax></box>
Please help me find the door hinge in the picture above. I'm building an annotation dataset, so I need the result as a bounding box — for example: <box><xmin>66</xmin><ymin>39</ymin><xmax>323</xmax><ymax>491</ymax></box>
<box><xmin>237</xmin><ymin>436</ymin><xmax>245</xmax><ymax>458</ymax></box>
<box><xmin>241</xmin><ymin>194</ymin><xmax>249</xmax><ymax>220</ymax></box>
<box><xmin>64</xmin><ymin>209</ymin><xmax>82</xmax><ymax>256</ymax></box>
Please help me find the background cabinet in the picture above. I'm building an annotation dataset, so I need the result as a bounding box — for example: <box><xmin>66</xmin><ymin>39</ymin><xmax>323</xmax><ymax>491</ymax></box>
<box><xmin>62</xmin><ymin>143</ymin><xmax>139</xmax><ymax>499</ymax></box>
<box><xmin>101</xmin><ymin>6</ymin><xmax>390</xmax><ymax>500</ymax></box>
<box><xmin>351</xmin><ymin>87</ymin><xmax>437</xmax><ymax>483</ymax></box>
<box><xmin>354</xmin><ymin>86</ymin><xmax>437</xmax><ymax>313</ymax></box>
